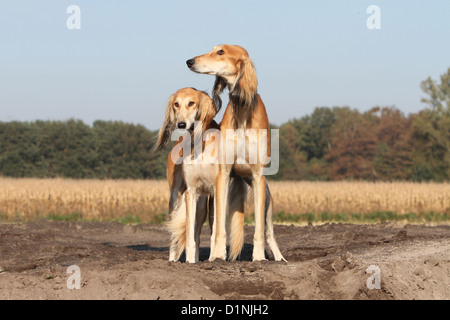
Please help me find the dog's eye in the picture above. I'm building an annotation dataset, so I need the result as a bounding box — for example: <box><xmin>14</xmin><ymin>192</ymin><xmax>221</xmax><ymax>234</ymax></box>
<box><xmin>217</xmin><ymin>50</ymin><xmax>225</xmax><ymax>55</ymax></box>
<box><xmin>174</xmin><ymin>102</ymin><xmax>179</xmax><ymax>108</ymax></box>
<box><xmin>188</xmin><ymin>101</ymin><xmax>195</xmax><ymax>107</ymax></box>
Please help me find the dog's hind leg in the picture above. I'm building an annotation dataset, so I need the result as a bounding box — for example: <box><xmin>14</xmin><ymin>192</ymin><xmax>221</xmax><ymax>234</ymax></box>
<box><xmin>195</xmin><ymin>196</ymin><xmax>208</xmax><ymax>262</ymax></box>
<box><xmin>185</xmin><ymin>189</ymin><xmax>199</xmax><ymax>263</ymax></box>
<box><xmin>208</xmin><ymin>196</ymin><xmax>214</xmax><ymax>235</ymax></box>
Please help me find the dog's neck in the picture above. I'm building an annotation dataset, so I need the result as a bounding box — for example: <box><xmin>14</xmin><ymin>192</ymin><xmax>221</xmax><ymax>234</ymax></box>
<box><xmin>225</xmin><ymin>76</ymin><xmax>258</xmax><ymax>129</ymax></box>
<box><xmin>186</xmin><ymin>121</ymin><xmax>210</xmax><ymax>156</ymax></box>
<box><xmin>225</xmin><ymin>75</ymin><xmax>239</xmax><ymax>92</ymax></box>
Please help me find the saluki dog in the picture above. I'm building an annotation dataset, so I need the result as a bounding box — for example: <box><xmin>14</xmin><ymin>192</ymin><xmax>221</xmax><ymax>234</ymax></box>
<box><xmin>187</xmin><ymin>45</ymin><xmax>285</xmax><ymax>262</ymax></box>
<box><xmin>154</xmin><ymin>87</ymin><xmax>246</xmax><ymax>263</ymax></box>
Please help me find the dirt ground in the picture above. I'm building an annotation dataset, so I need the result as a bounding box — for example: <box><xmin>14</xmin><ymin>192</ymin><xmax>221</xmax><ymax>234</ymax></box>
<box><xmin>0</xmin><ymin>220</ymin><xmax>448</xmax><ymax>300</ymax></box>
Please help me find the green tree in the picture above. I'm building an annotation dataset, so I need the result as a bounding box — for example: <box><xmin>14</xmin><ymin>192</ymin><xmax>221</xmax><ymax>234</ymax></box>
<box><xmin>289</xmin><ymin>107</ymin><xmax>336</xmax><ymax>161</ymax></box>
<box><xmin>93</xmin><ymin>121</ymin><xmax>158</xmax><ymax>179</ymax></box>
<box><xmin>274</xmin><ymin>123</ymin><xmax>308</xmax><ymax>180</ymax></box>
<box><xmin>0</xmin><ymin>122</ymin><xmax>47</xmax><ymax>177</ymax></box>
<box><xmin>420</xmin><ymin>68</ymin><xmax>450</xmax><ymax>117</ymax></box>
<box><xmin>412</xmin><ymin>68</ymin><xmax>450</xmax><ymax>181</ymax></box>
<box><xmin>40</xmin><ymin>120</ymin><xmax>100</xmax><ymax>178</ymax></box>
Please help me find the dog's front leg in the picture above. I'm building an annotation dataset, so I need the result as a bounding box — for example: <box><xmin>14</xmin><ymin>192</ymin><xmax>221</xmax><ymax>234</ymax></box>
<box><xmin>210</xmin><ymin>166</ymin><xmax>231</xmax><ymax>261</ymax></box>
<box><xmin>252</xmin><ymin>173</ymin><xmax>267</xmax><ymax>261</ymax></box>
<box><xmin>185</xmin><ymin>188</ymin><xmax>198</xmax><ymax>263</ymax></box>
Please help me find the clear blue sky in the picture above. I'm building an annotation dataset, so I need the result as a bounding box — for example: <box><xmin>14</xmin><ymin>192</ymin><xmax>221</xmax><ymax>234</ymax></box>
<box><xmin>1</xmin><ymin>0</ymin><xmax>449</xmax><ymax>130</ymax></box>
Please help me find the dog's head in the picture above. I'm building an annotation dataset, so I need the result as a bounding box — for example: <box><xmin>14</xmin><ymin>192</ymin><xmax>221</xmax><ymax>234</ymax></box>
<box><xmin>154</xmin><ymin>88</ymin><xmax>217</xmax><ymax>151</ymax></box>
<box><xmin>186</xmin><ymin>45</ymin><xmax>257</xmax><ymax>111</ymax></box>
<box><xmin>186</xmin><ymin>44</ymin><xmax>248</xmax><ymax>78</ymax></box>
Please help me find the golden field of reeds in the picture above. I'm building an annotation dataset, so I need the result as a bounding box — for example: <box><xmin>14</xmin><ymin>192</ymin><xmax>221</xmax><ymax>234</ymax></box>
<box><xmin>0</xmin><ymin>178</ymin><xmax>168</xmax><ymax>223</ymax></box>
<box><xmin>0</xmin><ymin>178</ymin><xmax>449</xmax><ymax>224</ymax></box>
<box><xmin>267</xmin><ymin>181</ymin><xmax>450</xmax><ymax>215</ymax></box>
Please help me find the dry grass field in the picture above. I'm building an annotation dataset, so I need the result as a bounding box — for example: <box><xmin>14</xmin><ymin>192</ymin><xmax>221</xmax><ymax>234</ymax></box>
<box><xmin>0</xmin><ymin>178</ymin><xmax>168</xmax><ymax>223</ymax></box>
<box><xmin>0</xmin><ymin>178</ymin><xmax>449</xmax><ymax>224</ymax></box>
<box><xmin>267</xmin><ymin>181</ymin><xmax>450</xmax><ymax>223</ymax></box>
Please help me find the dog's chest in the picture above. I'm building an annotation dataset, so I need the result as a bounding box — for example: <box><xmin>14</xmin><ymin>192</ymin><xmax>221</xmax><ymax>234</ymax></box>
<box><xmin>183</xmin><ymin>162</ymin><xmax>218</xmax><ymax>195</ymax></box>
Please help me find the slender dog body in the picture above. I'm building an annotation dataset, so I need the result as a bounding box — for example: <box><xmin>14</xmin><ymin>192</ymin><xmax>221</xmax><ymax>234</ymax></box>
<box><xmin>155</xmin><ymin>88</ymin><xmax>247</xmax><ymax>263</ymax></box>
<box><xmin>187</xmin><ymin>45</ymin><xmax>285</xmax><ymax>262</ymax></box>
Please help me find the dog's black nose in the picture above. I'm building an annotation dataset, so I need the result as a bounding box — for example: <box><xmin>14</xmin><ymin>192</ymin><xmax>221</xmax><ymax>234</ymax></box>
<box><xmin>186</xmin><ymin>59</ymin><xmax>195</xmax><ymax>68</ymax></box>
<box><xmin>177</xmin><ymin>122</ymin><xmax>187</xmax><ymax>129</ymax></box>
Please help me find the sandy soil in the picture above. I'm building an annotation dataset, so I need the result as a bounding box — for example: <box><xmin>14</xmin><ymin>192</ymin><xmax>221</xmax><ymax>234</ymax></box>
<box><xmin>0</xmin><ymin>220</ymin><xmax>448</xmax><ymax>300</ymax></box>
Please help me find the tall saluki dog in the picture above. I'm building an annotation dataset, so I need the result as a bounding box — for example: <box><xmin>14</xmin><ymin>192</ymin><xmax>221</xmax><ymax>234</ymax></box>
<box><xmin>154</xmin><ymin>87</ymin><xmax>247</xmax><ymax>263</ymax></box>
<box><xmin>187</xmin><ymin>45</ymin><xmax>285</xmax><ymax>262</ymax></box>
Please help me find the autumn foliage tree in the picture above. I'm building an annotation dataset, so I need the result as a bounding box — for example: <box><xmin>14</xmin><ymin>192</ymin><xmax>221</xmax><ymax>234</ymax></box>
<box><xmin>373</xmin><ymin>108</ymin><xmax>414</xmax><ymax>180</ymax></box>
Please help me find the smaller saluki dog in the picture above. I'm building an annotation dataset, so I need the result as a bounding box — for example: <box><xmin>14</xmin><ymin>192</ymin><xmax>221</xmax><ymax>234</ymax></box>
<box><xmin>154</xmin><ymin>88</ymin><xmax>246</xmax><ymax>263</ymax></box>
<box><xmin>187</xmin><ymin>44</ymin><xmax>285</xmax><ymax>262</ymax></box>
<box><xmin>154</xmin><ymin>87</ymin><xmax>284</xmax><ymax>263</ymax></box>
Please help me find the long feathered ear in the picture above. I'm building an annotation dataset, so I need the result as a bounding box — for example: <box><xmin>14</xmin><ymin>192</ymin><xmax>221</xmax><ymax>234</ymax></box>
<box><xmin>197</xmin><ymin>92</ymin><xmax>218</xmax><ymax>128</ymax></box>
<box><xmin>191</xmin><ymin>92</ymin><xmax>217</xmax><ymax>152</ymax></box>
<box><xmin>212</xmin><ymin>76</ymin><xmax>227</xmax><ymax>112</ymax></box>
<box><xmin>153</xmin><ymin>94</ymin><xmax>176</xmax><ymax>151</ymax></box>
<box><xmin>230</xmin><ymin>57</ymin><xmax>258</xmax><ymax>109</ymax></box>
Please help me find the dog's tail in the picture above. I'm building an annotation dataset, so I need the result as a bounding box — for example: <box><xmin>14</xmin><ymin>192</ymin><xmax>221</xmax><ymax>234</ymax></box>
<box><xmin>166</xmin><ymin>196</ymin><xmax>186</xmax><ymax>261</ymax></box>
<box><xmin>227</xmin><ymin>178</ymin><xmax>246</xmax><ymax>261</ymax></box>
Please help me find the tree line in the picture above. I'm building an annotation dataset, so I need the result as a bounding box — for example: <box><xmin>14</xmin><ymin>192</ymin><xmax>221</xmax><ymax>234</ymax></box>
<box><xmin>1</xmin><ymin>69</ymin><xmax>448</xmax><ymax>181</ymax></box>
<box><xmin>0</xmin><ymin>120</ymin><xmax>169</xmax><ymax>179</ymax></box>
<box><xmin>276</xmin><ymin>68</ymin><xmax>449</xmax><ymax>181</ymax></box>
